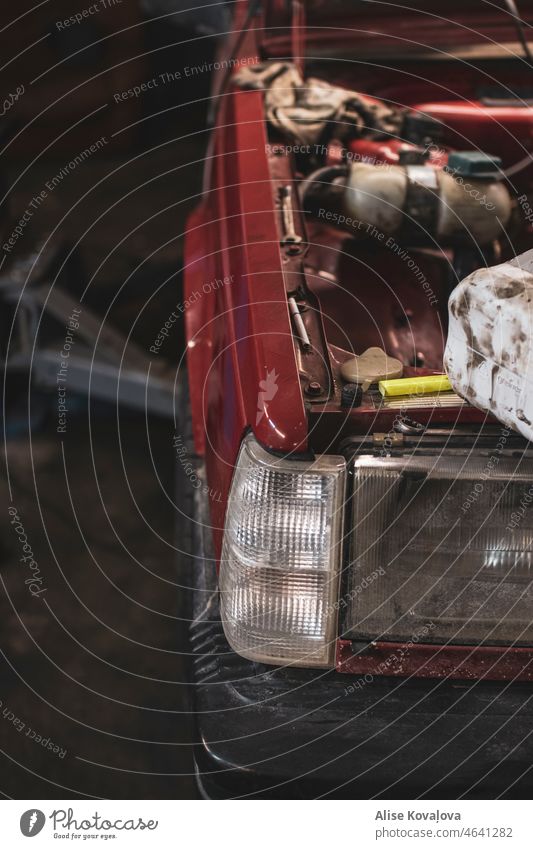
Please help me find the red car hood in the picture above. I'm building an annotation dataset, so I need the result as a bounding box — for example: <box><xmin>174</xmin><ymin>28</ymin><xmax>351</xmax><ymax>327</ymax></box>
<box><xmin>258</xmin><ymin>0</ymin><xmax>533</xmax><ymax>61</ymax></box>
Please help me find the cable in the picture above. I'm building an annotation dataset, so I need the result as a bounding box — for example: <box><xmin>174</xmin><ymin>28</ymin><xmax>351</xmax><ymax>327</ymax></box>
<box><xmin>300</xmin><ymin>165</ymin><xmax>347</xmax><ymax>202</ymax></box>
<box><xmin>502</xmin><ymin>0</ymin><xmax>533</xmax><ymax>66</ymax></box>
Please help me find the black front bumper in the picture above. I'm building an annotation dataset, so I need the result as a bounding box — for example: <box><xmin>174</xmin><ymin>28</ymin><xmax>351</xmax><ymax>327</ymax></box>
<box><xmin>185</xmin><ymin>466</ymin><xmax>533</xmax><ymax>800</ymax></box>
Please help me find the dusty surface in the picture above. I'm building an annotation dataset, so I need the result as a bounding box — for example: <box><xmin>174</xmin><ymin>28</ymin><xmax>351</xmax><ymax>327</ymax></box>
<box><xmin>1</xmin><ymin>415</ymin><xmax>196</xmax><ymax>799</ymax></box>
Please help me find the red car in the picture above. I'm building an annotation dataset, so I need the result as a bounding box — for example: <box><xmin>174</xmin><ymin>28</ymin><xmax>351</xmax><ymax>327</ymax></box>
<box><xmin>181</xmin><ymin>0</ymin><xmax>533</xmax><ymax>798</ymax></box>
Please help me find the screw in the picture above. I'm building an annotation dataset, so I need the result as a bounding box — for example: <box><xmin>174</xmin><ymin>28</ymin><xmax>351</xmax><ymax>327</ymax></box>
<box><xmin>306</xmin><ymin>381</ymin><xmax>322</xmax><ymax>396</ymax></box>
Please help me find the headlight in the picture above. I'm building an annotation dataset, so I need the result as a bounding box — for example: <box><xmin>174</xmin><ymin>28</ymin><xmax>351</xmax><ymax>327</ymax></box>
<box><xmin>220</xmin><ymin>434</ymin><xmax>346</xmax><ymax>667</ymax></box>
<box><xmin>344</xmin><ymin>451</ymin><xmax>533</xmax><ymax>647</ymax></box>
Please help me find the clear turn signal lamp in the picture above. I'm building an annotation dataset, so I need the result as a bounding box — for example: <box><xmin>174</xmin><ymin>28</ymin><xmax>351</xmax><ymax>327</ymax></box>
<box><xmin>220</xmin><ymin>435</ymin><xmax>346</xmax><ymax>667</ymax></box>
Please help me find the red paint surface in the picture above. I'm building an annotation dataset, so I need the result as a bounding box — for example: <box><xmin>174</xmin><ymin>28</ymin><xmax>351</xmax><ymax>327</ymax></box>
<box><xmin>184</xmin><ymin>0</ymin><xmax>533</xmax><ymax>678</ymax></box>
<box><xmin>262</xmin><ymin>1</ymin><xmax>533</xmax><ymax>62</ymax></box>
<box><xmin>337</xmin><ymin>639</ymin><xmax>533</xmax><ymax>681</ymax></box>
<box><xmin>184</xmin><ymin>86</ymin><xmax>308</xmax><ymax>557</ymax></box>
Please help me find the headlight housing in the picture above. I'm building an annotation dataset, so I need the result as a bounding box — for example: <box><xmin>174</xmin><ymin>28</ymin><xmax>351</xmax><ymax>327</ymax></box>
<box><xmin>344</xmin><ymin>450</ymin><xmax>533</xmax><ymax>647</ymax></box>
<box><xmin>220</xmin><ymin>435</ymin><xmax>346</xmax><ymax>667</ymax></box>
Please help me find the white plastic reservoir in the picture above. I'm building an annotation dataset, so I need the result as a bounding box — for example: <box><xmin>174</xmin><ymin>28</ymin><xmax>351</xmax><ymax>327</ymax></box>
<box><xmin>445</xmin><ymin>249</ymin><xmax>533</xmax><ymax>442</ymax></box>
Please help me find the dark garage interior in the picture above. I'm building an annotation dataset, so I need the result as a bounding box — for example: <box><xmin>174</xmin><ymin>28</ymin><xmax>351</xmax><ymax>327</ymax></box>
<box><xmin>4</xmin><ymin>0</ymin><xmax>533</xmax><ymax>811</ymax></box>
<box><xmin>0</xmin><ymin>0</ymin><xmax>216</xmax><ymax>799</ymax></box>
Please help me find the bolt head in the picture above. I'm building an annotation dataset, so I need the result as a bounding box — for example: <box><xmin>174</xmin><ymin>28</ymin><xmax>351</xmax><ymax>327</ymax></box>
<box><xmin>306</xmin><ymin>381</ymin><xmax>322</xmax><ymax>396</ymax></box>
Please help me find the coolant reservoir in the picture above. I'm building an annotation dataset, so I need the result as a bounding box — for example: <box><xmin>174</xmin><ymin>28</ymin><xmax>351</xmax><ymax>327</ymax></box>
<box><xmin>445</xmin><ymin>249</ymin><xmax>533</xmax><ymax>440</ymax></box>
<box><xmin>344</xmin><ymin>158</ymin><xmax>511</xmax><ymax>245</ymax></box>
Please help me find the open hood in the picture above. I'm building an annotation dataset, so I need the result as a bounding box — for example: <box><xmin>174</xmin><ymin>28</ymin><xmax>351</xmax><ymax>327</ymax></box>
<box><xmin>258</xmin><ymin>0</ymin><xmax>533</xmax><ymax>62</ymax></box>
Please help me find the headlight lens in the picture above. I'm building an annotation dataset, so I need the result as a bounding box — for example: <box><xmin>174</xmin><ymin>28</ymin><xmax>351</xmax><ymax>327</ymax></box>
<box><xmin>345</xmin><ymin>452</ymin><xmax>533</xmax><ymax>646</ymax></box>
<box><xmin>220</xmin><ymin>435</ymin><xmax>346</xmax><ymax>667</ymax></box>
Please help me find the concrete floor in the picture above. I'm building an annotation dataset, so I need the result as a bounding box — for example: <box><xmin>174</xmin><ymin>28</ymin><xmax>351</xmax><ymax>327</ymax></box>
<box><xmin>1</xmin><ymin>137</ymin><xmax>204</xmax><ymax>798</ymax></box>
<box><xmin>1</xmin><ymin>415</ymin><xmax>197</xmax><ymax>799</ymax></box>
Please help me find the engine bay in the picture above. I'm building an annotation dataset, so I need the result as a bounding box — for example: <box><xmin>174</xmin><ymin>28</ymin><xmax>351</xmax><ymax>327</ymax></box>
<box><xmin>239</xmin><ymin>57</ymin><xmax>533</xmax><ymax>449</ymax></box>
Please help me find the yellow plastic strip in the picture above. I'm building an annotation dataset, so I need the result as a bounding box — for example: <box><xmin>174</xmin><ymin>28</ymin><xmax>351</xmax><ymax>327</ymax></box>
<box><xmin>378</xmin><ymin>374</ymin><xmax>452</xmax><ymax>397</ymax></box>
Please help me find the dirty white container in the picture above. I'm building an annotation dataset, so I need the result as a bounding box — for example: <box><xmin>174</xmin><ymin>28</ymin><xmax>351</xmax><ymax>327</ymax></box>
<box><xmin>444</xmin><ymin>249</ymin><xmax>533</xmax><ymax>441</ymax></box>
